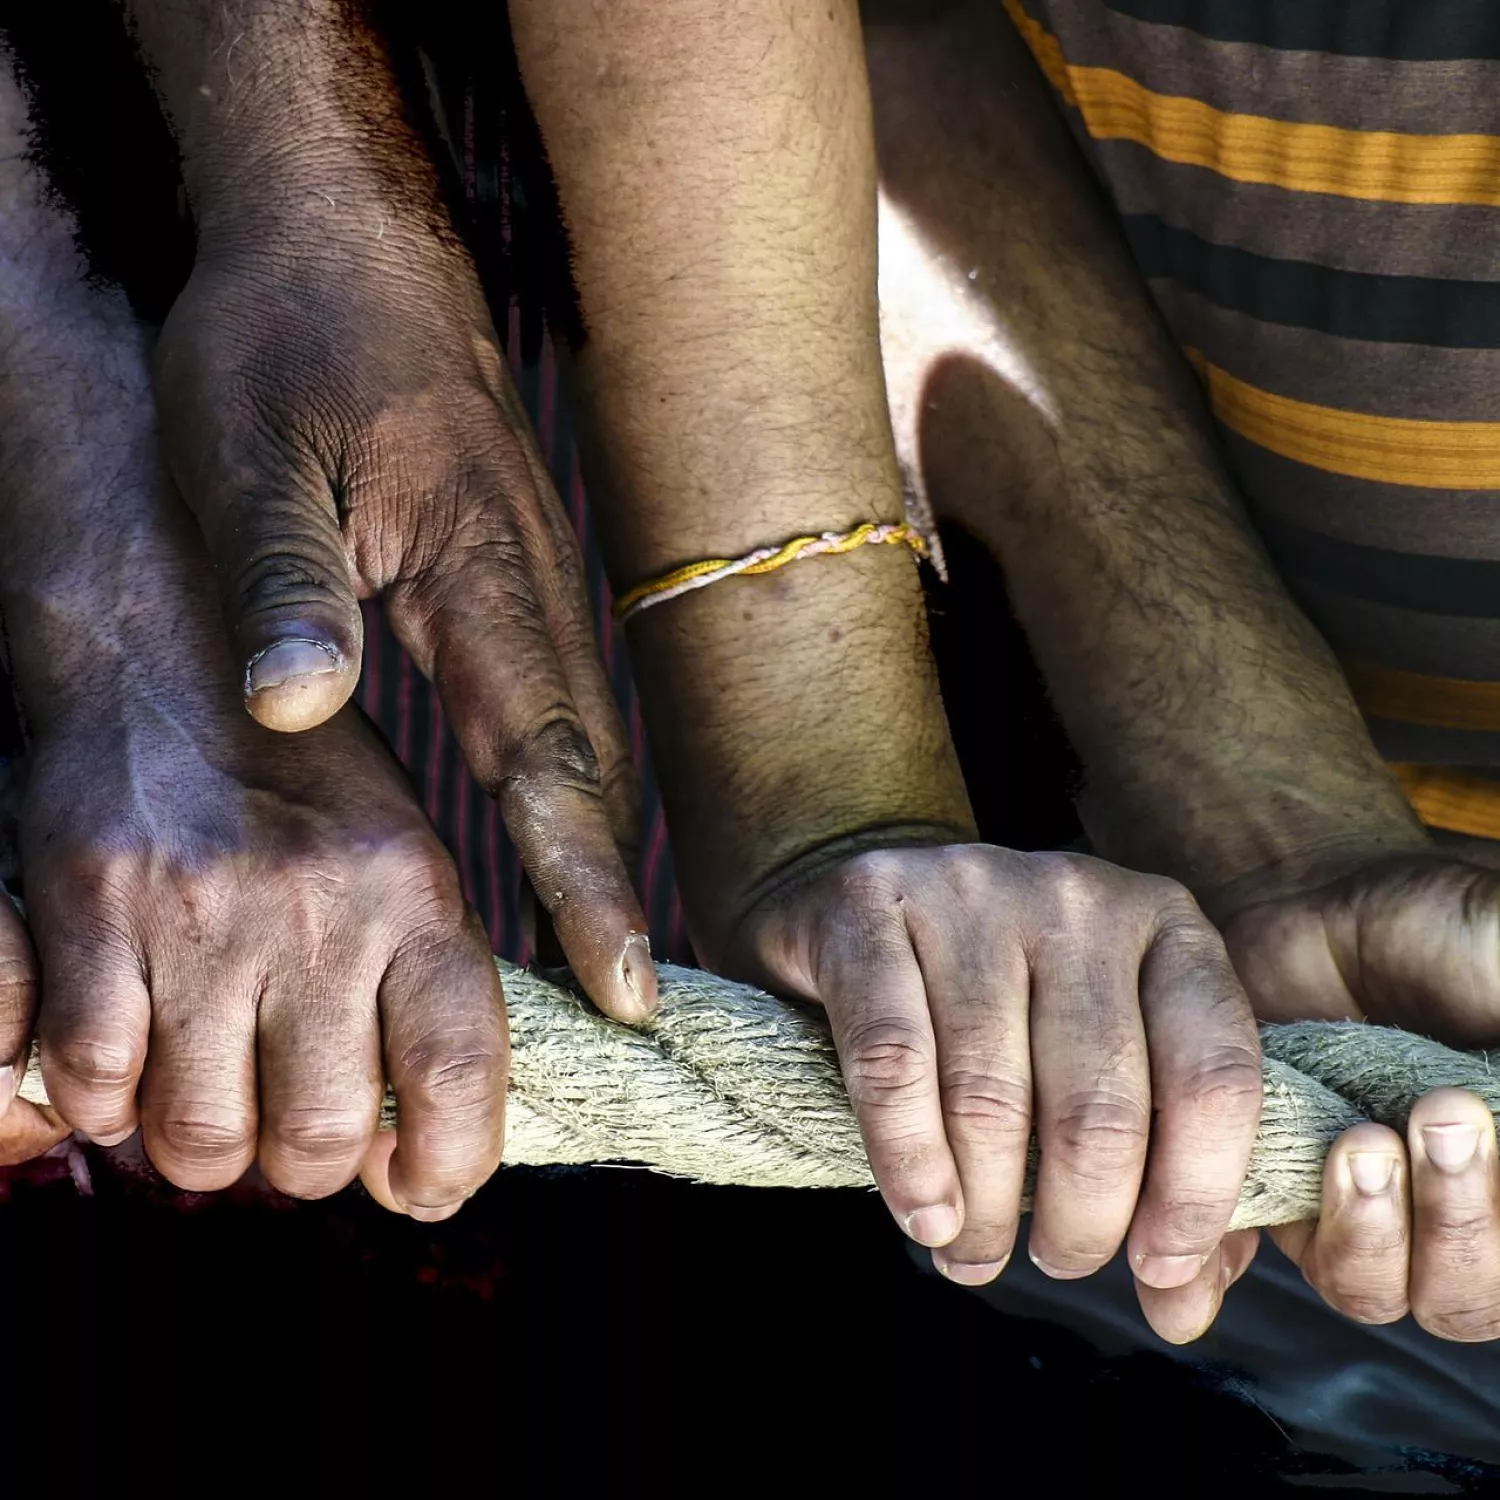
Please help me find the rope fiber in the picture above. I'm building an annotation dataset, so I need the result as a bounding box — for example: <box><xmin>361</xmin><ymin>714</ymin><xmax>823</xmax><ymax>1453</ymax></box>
<box><xmin>17</xmin><ymin>958</ymin><xmax>1498</xmax><ymax>1229</ymax></box>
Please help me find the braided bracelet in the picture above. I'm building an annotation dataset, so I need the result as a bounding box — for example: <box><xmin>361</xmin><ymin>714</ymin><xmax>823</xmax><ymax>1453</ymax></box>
<box><xmin>613</xmin><ymin>521</ymin><xmax>928</xmax><ymax>624</ymax></box>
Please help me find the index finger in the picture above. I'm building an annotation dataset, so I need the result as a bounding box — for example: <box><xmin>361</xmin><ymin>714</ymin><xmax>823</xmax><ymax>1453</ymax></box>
<box><xmin>390</xmin><ymin>534</ymin><xmax>656</xmax><ymax>1025</ymax></box>
<box><xmin>1126</xmin><ymin>915</ymin><xmax>1263</xmax><ymax>1291</ymax></box>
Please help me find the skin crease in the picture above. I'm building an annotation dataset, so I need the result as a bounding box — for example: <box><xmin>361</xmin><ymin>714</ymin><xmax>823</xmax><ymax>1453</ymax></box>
<box><xmin>866</xmin><ymin>0</ymin><xmax>1500</xmax><ymax>1341</ymax></box>
<box><xmin>509</xmin><ymin>0</ymin><xmax>1277</xmax><ymax>1343</ymax></box>
<box><xmin>0</xmin><ymin>53</ymin><xmax>506</xmax><ymax>1217</ymax></box>
<box><xmin>119</xmin><ymin>0</ymin><xmax>656</xmax><ymax>1023</ymax></box>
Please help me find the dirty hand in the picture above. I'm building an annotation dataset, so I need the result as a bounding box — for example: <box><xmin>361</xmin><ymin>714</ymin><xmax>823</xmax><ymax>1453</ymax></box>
<box><xmin>728</xmin><ymin>842</ymin><xmax>1265</xmax><ymax>1343</ymax></box>
<box><xmin>1224</xmin><ymin>850</ymin><xmax>1500</xmax><ymax>1340</ymax></box>
<box><xmin>135</xmin><ymin>0</ymin><xmax>653</xmax><ymax>1021</ymax></box>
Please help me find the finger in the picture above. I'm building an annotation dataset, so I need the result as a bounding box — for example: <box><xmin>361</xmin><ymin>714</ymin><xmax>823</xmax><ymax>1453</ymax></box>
<box><xmin>0</xmin><ymin>1098</ymin><xmax>71</xmax><ymax>1166</ymax></box>
<box><xmin>1408</xmin><ymin>1088</ymin><xmax>1500</xmax><ymax>1341</ymax></box>
<box><xmin>0</xmin><ymin>893</ymin><xmax>67</xmax><ymax>1161</ymax></box>
<box><xmin>525</xmin><ymin>463</ymin><xmax>644</xmax><ymax>864</ymax></box>
<box><xmin>255</xmin><ymin>965</ymin><xmax>384</xmax><ymax>1200</ymax></box>
<box><xmin>1269</xmin><ymin>1121</ymin><xmax>1410</xmax><ymax>1327</ymax></box>
<box><xmin>820</xmin><ymin>916</ymin><xmax>964</xmax><ymax>1249</ymax></box>
<box><xmin>1136</xmin><ymin>1229</ymin><xmax>1261</xmax><ymax>1346</ymax></box>
<box><xmin>921</xmin><ymin>940</ymin><xmax>1033</xmax><ymax>1284</ymax></box>
<box><xmin>1126</xmin><ymin>918</ymin><xmax>1262</xmax><ymax>1291</ymax></box>
<box><xmin>380</xmin><ymin>915</ymin><xmax>508</xmax><ymax>1219</ymax></box>
<box><xmin>153</xmin><ymin>348</ymin><xmax>362</xmax><ymax>732</ymax></box>
<box><xmin>37</xmin><ymin>935</ymin><xmax>150</xmax><ymax>1146</ymax></box>
<box><xmin>390</xmin><ymin>547</ymin><xmax>656</xmax><ymax>1023</ymax></box>
<box><xmin>0</xmin><ymin>894</ymin><xmax>37</xmax><ymax>1094</ymax></box>
<box><xmin>1027</xmin><ymin>943</ymin><xmax>1152</xmax><ymax>1280</ymax></box>
<box><xmin>137</xmin><ymin>971</ymin><xmax>260</xmax><ymax>1192</ymax></box>
<box><xmin>355</xmin><ymin>1129</ymin><xmax>404</xmax><ymax>1216</ymax></box>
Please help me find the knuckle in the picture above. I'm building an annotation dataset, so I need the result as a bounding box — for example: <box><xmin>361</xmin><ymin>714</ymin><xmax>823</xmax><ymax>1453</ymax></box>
<box><xmin>1414</xmin><ymin>1295</ymin><xmax>1500</xmax><ymax>1342</ymax></box>
<box><xmin>840</xmin><ymin>1019</ymin><xmax>935</xmax><ymax>1106</ymax></box>
<box><xmin>1326</xmin><ymin>1288</ymin><xmax>1408</xmax><ymax>1326</ymax></box>
<box><xmin>265</xmin><ymin>1105</ymin><xmax>373</xmax><ymax>1164</ymax></box>
<box><xmin>1048</xmin><ymin>1090</ymin><xmax>1150</xmax><ymax>1171</ymax></box>
<box><xmin>500</xmin><ymin>715</ymin><xmax>602</xmax><ymax>799</ymax></box>
<box><xmin>49</xmin><ymin>1029</ymin><xmax>141</xmax><ymax>1090</ymax></box>
<box><xmin>831</xmin><ymin>850</ymin><xmax>910</xmax><ymax>908</ymax></box>
<box><xmin>1176</xmin><ymin>1046</ymin><xmax>1263</xmax><ymax>1123</ymax></box>
<box><xmin>940</xmin><ymin>1065</ymin><xmax>1032</xmax><ymax>1138</ymax></box>
<box><xmin>398</xmin><ymin>1035</ymin><xmax>504</xmax><ymax>1116</ymax></box>
<box><xmin>153</xmin><ymin>1110</ymin><xmax>253</xmax><ymax>1167</ymax></box>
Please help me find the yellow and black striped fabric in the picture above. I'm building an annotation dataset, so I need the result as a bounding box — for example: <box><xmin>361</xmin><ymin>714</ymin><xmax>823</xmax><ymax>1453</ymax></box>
<box><xmin>1006</xmin><ymin>0</ymin><xmax>1500</xmax><ymax>840</ymax></box>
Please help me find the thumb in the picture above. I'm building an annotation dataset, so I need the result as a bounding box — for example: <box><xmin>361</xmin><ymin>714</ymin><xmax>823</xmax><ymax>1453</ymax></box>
<box><xmin>155</xmin><ymin>334</ymin><xmax>363</xmax><ymax>732</ymax></box>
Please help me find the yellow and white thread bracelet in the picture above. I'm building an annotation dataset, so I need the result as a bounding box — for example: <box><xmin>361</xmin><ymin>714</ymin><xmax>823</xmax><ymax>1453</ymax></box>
<box><xmin>613</xmin><ymin>521</ymin><xmax>928</xmax><ymax>624</ymax></box>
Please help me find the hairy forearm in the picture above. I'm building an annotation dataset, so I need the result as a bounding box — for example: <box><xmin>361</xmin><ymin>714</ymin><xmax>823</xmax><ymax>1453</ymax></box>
<box><xmin>867</xmin><ymin>6</ymin><xmax>1425</xmax><ymax>916</ymax></box>
<box><xmin>509</xmin><ymin>0</ymin><xmax>974</xmax><ymax>961</ymax></box>
<box><xmin>121</xmin><ymin>0</ymin><xmax>448</xmax><ymax>253</ymax></box>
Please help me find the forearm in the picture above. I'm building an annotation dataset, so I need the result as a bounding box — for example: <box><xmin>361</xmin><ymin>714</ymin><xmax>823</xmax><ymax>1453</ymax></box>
<box><xmin>866</xmin><ymin>6</ymin><xmax>1425</xmax><ymax>917</ymax></box>
<box><xmin>509</xmin><ymin>0</ymin><xmax>973</xmax><ymax>963</ymax></box>
<box><xmin>122</xmin><ymin>0</ymin><xmax>448</xmax><ymax>255</ymax></box>
<box><xmin>0</xmin><ymin>73</ymin><xmax>218</xmax><ymax>732</ymax></box>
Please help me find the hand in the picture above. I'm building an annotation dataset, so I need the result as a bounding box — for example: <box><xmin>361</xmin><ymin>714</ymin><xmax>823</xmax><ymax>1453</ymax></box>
<box><xmin>1217</xmin><ymin>847</ymin><xmax>1500</xmax><ymax>1338</ymax></box>
<box><xmin>0</xmin><ymin>894</ymin><xmax>70</xmax><ymax>1165</ymax></box>
<box><xmin>726</xmin><ymin>842</ymin><xmax>1264</xmax><ymax>1343</ymax></box>
<box><xmin>23</xmin><ymin>702</ymin><xmax>507</xmax><ymax>1218</ymax></box>
<box><xmin>152</xmin><ymin>211</ymin><xmax>654</xmax><ymax>1022</ymax></box>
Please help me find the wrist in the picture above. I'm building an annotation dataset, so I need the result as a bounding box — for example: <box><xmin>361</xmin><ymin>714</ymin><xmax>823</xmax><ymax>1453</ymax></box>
<box><xmin>1081</xmin><ymin>759</ymin><xmax>1432</xmax><ymax>926</ymax></box>
<box><xmin>127</xmin><ymin>0</ymin><xmax>443</xmax><ymax>257</ymax></box>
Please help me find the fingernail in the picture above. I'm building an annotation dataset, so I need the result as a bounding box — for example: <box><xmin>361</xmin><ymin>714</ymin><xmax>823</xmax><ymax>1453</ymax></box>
<box><xmin>1027</xmin><ymin>1250</ymin><xmax>1100</xmax><ymax>1281</ymax></box>
<box><xmin>406</xmin><ymin>1201</ymin><xmax>463</xmax><ymax>1224</ymax></box>
<box><xmin>904</xmin><ymin>1205</ymin><xmax>961</xmax><ymax>1247</ymax></box>
<box><xmin>934</xmin><ymin>1254</ymin><xmax>1008</xmax><ymax>1286</ymax></box>
<box><xmin>1422</xmin><ymin>1124</ymin><xmax>1483</xmax><ymax>1173</ymax></box>
<box><xmin>620</xmin><ymin>934</ymin><xmax>654</xmax><ymax>1014</ymax></box>
<box><xmin>245</xmin><ymin>639</ymin><xmax>342</xmax><ymax>696</ymax></box>
<box><xmin>89</xmin><ymin>1127</ymin><xmax>135</xmax><ymax>1148</ymax></box>
<box><xmin>1133</xmin><ymin>1252</ymin><xmax>1208</xmax><ymax>1290</ymax></box>
<box><xmin>0</xmin><ymin>1065</ymin><xmax>14</xmax><ymax>1110</ymax></box>
<box><xmin>1349</xmin><ymin>1151</ymin><xmax>1397</xmax><ymax>1196</ymax></box>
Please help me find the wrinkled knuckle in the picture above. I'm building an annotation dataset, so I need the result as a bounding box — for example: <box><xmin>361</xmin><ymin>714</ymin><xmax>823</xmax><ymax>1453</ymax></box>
<box><xmin>399</xmin><ymin>1037</ymin><xmax>503</xmax><ymax>1116</ymax></box>
<box><xmin>50</xmin><ymin>1030</ymin><xmax>141</xmax><ymax>1090</ymax></box>
<box><xmin>831</xmin><ymin>849</ymin><xmax>908</xmax><ymax>907</ymax></box>
<box><xmin>503</xmin><ymin>715</ymin><xmax>602</xmax><ymax>798</ymax></box>
<box><xmin>266</xmin><ymin>1106</ymin><xmax>373</xmax><ymax>1165</ymax></box>
<box><xmin>154</xmin><ymin>1111</ymin><xmax>254</xmax><ymax>1167</ymax></box>
<box><xmin>1415</xmin><ymin>1297</ymin><xmax>1500</xmax><ymax>1343</ymax></box>
<box><xmin>1327</xmin><ymin>1288</ymin><xmax>1408</xmax><ymax>1326</ymax></box>
<box><xmin>1050</xmin><ymin>1091</ymin><xmax>1150</xmax><ymax>1169</ymax></box>
<box><xmin>940</xmin><ymin>1066</ymin><xmax>1032</xmax><ymax>1138</ymax></box>
<box><xmin>1333</xmin><ymin>1215</ymin><xmax>1409</xmax><ymax>1264</ymax></box>
<box><xmin>840</xmin><ymin>1019</ymin><xmax>934</xmax><ymax>1105</ymax></box>
<box><xmin>1033</xmin><ymin>856</ymin><xmax>1109</xmax><ymax>921</ymax></box>
<box><xmin>1177</xmin><ymin>1046</ymin><xmax>1263</xmax><ymax>1123</ymax></box>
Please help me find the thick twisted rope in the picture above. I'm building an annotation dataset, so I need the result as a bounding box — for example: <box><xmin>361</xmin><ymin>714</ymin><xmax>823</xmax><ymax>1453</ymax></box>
<box><xmin>17</xmin><ymin>959</ymin><xmax>1498</xmax><ymax>1229</ymax></box>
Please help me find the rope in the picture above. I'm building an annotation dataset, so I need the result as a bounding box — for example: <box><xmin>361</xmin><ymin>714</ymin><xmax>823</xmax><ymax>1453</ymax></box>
<box><xmin>16</xmin><ymin>958</ymin><xmax>1499</xmax><ymax>1229</ymax></box>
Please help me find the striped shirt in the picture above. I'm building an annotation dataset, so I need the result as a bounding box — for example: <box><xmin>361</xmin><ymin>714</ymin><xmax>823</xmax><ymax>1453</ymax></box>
<box><xmin>1005</xmin><ymin>0</ymin><xmax>1500</xmax><ymax>840</ymax></box>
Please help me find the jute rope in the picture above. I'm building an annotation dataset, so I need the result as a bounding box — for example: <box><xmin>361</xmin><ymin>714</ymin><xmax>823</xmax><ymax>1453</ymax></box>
<box><xmin>16</xmin><ymin>958</ymin><xmax>1499</xmax><ymax>1230</ymax></box>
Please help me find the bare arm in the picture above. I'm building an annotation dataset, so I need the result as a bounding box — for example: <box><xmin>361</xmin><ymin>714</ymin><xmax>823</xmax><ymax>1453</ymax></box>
<box><xmin>866</xmin><ymin>2</ymin><xmax>1427</xmax><ymax>920</ymax></box>
<box><xmin>508</xmin><ymin>0</ymin><xmax>975</xmax><ymax>963</ymax></box>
